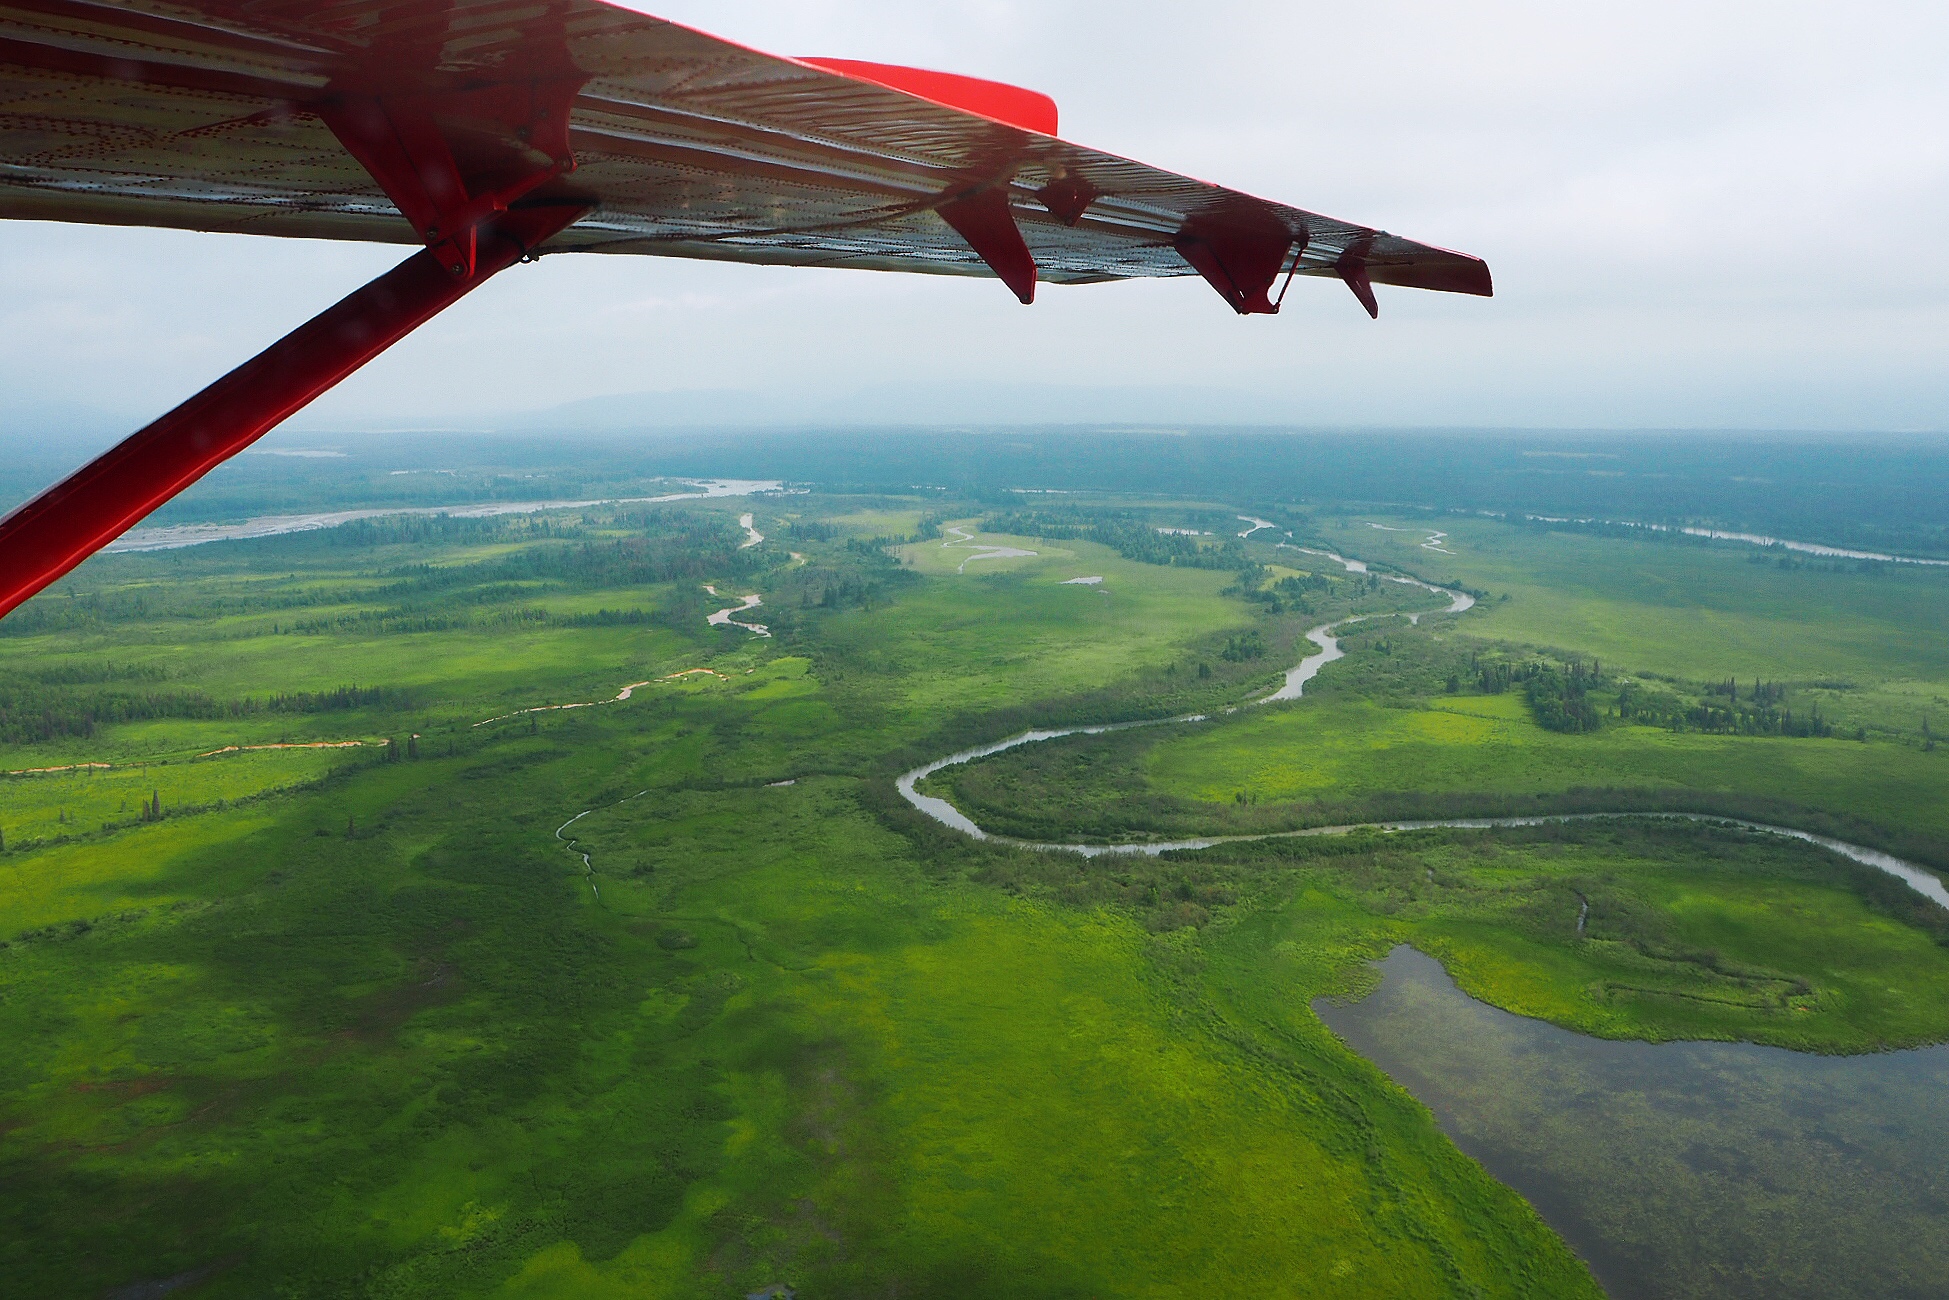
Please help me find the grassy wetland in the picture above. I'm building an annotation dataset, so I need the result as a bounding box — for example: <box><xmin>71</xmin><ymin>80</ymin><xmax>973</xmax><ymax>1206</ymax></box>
<box><xmin>4</xmin><ymin>446</ymin><xmax>1949</xmax><ymax>1298</ymax></box>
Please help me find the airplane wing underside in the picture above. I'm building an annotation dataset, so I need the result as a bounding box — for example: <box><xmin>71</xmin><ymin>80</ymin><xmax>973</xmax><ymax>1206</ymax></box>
<box><xmin>0</xmin><ymin>0</ymin><xmax>1490</xmax><ymax>301</ymax></box>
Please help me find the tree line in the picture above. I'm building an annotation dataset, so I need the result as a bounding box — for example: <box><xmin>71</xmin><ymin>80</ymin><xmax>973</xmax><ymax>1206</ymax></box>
<box><xmin>980</xmin><ymin>508</ymin><xmax>1251</xmax><ymax>571</ymax></box>
<box><xmin>0</xmin><ymin>680</ymin><xmax>417</xmax><ymax>744</ymax></box>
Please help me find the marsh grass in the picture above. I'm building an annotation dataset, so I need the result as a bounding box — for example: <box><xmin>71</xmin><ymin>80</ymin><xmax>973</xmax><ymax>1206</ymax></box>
<box><xmin>4</xmin><ymin>490</ymin><xmax>1948</xmax><ymax>1296</ymax></box>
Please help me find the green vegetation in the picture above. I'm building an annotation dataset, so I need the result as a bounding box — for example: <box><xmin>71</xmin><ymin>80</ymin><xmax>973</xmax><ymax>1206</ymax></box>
<box><xmin>936</xmin><ymin>519</ymin><xmax>1949</xmax><ymax>869</ymax></box>
<box><xmin>1205</xmin><ymin>822</ymin><xmax>1949</xmax><ymax>1055</ymax></box>
<box><xmin>981</xmin><ymin>506</ymin><xmax>1252</xmax><ymax>569</ymax></box>
<box><xmin>3</xmin><ymin>465</ymin><xmax>1949</xmax><ymax>1297</ymax></box>
<box><xmin>1326</xmin><ymin>512</ymin><xmax>1949</xmax><ymax>741</ymax></box>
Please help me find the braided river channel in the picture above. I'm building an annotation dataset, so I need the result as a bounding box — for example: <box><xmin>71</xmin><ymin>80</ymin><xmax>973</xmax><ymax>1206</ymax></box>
<box><xmin>897</xmin><ymin>554</ymin><xmax>1949</xmax><ymax>1300</ymax></box>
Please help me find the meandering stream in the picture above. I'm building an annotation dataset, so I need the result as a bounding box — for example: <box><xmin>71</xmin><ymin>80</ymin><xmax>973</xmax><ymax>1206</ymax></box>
<box><xmin>889</xmin><ymin>543</ymin><xmax>1949</xmax><ymax>1297</ymax></box>
<box><xmin>703</xmin><ymin>584</ymin><xmax>770</xmax><ymax>637</ymax></box>
<box><xmin>893</xmin><ymin>550</ymin><xmax>1946</xmax><ymax>909</ymax></box>
<box><xmin>941</xmin><ymin>524</ymin><xmax>1038</xmax><ymax>572</ymax></box>
<box><xmin>521</xmin><ymin>531</ymin><xmax>1949</xmax><ymax>1297</ymax></box>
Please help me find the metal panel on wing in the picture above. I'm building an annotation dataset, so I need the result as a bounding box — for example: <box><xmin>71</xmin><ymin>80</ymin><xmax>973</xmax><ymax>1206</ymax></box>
<box><xmin>0</xmin><ymin>0</ymin><xmax>1491</xmax><ymax>300</ymax></box>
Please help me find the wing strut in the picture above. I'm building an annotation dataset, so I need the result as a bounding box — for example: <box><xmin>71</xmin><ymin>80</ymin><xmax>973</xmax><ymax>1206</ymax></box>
<box><xmin>0</xmin><ymin>202</ymin><xmax>587</xmax><ymax>620</ymax></box>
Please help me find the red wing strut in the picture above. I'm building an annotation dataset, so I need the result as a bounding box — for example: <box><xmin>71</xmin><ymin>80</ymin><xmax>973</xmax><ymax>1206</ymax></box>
<box><xmin>0</xmin><ymin>0</ymin><xmax>1492</xmax><ymax>618</ymax></box>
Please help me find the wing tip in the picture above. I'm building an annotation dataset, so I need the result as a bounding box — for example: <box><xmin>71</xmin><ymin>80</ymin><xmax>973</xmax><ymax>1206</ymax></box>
<box><xmin>797</xmin><ymin>58</ymin><xmax>1058</xmax><ymax>136</ymax></box>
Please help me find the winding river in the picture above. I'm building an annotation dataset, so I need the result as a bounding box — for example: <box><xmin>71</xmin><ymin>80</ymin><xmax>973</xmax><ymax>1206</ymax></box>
<box><xmin>891</xmin><ymin>545</ymin><xmax>1949</xmax><ymax>1297</ymax></box>
<box><xmin>894</xmin><ymin>551</ymin><xmax>1948</xmax><ymax>910</ymax></box>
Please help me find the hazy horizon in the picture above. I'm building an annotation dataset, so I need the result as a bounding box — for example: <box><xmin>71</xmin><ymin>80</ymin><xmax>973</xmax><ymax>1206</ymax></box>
<box><xmin>4</xmin><ymin>0</ymin><xmax>1944</xmax><ymax>442</ymax></box>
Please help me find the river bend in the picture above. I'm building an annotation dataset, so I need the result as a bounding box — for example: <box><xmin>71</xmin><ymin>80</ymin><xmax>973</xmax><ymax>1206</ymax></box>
<box><xmin>894</xmin><ymin>550</ymin><xmax>1947</xmax><ymax>908</ymax></box>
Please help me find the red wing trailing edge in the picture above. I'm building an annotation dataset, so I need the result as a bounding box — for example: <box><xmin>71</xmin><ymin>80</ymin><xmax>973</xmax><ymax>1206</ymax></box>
<box><xmin>0</xmin><ymin>0</ymin><xmax>1492</xmax><ymax>618</ymax></box>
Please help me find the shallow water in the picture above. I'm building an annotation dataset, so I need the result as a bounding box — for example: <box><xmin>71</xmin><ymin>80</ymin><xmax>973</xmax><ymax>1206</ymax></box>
<box><xmin>1314</xmin><ymin>946</ymin><xmax>1949</xmax><ymax>1300</ymax></box>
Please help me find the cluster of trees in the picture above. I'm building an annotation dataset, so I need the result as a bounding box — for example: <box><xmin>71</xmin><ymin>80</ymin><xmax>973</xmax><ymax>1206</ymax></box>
<box><xmin>795</xmin><ymin>574</ymin><xmax>890</xmax><ymax>610</ymax></box>
<box><xmin>751</xmin><ymin>531</ymin><xmax>920</xmax><ymax>640</ymax></box>
<box><xmin>1218</xmin><ymin>632</ymin><xmax>1267</xmax><ymax>662</ymax></box>
<box><xmin>981</xmin><ymin>509</ymin><xmax>1249</xmax><ymax>570</ymax></box>
<box><xmin>1516</xmin><ymin>516</ymin><xmax>1718</xmax><ymax>548</ymax></box>
<box><xmin>1706</xmin><ymin>677</ymin><xmax>1787</xmax><ymax>704</ymax></box>
<box><xmin>305</xmin><ymin>512</ymin><xmax>582</xmax><ymax>551</ymax></box>
<box><xmin>0</xmin><ymin>677</ymin><xmax>415</xmax><ymax>743</ymax></box>
<box><xmin>1461</xmin><ymin>652</ymin><xmax>1836</xmax><ymax>739</ymax></box>
<box><xmin>286</xmin><ymin>606</ymin><xmax>553</xmax><ymax>636</ymax></box>
<box><xmin>1231</xmin><ymin>570</ymin><xmax>1341</xmax><ymax>615</ymax></box>
<box><xmin>16</xmin><ymin>660</ymin><xmax>166</xmax><ymax>687</ymax></box>
<box><xmin>558</xmin><ymin>608</ymin><xmax>656</xmax><ymax>627</ymax></box>
<box><xmin>1457</xmin><ymin>652</ymin><xmax>1605</xmax><ymax>733</ymax></box>
<box><xmin>268</xmin><ymin>513</ymin><xmax>758</xmax><ymax>636</ymax></box>
<box><xmin>0</xmin><ymin>681</ymin><xmax>245</xmax><ymax>743</ymax></box>
<box><xmin>1525</xmin><ymin>664</ymin><xmax>1605</xmax><ymax>733</ymax></box>
<box><xmin>788</xmin><ymin>519</ymin><xmax>838</xmax><ymax>542</ymax></box>
<box><xmin>1746</xmin><ymin>549</ymin><xmax>1897</xmax><ymax>575</ymax></box>
<box><xmin>1469</xmin><ymin>653</ymin><xmax>1600</xmax><ymax>696</ymax></box>
<box><xmin>1616</xmin><ymin>680</ymin><xmax>1833</xmax><ymax>737</ymax></box>
<box><xmin>265</xmin><ymin>685</ymin><xmax>415</xmax><ymax>713</ymax></box>
<box><xmin>378</xmin><ymin>512</ymin><xmax>754</xmax><ymax>596</ymax></box>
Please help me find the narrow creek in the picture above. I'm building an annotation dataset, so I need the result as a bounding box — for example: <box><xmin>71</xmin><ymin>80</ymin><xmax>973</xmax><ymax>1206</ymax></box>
<box><xmin>941</xmin><ymin>523</ymin><xmax>1038</xmax><ymax>572</ymax></box>
<box><xmin>703</xmin><ymin>584</ymin><xmax>770</xmax><ymax>637</ymax></box>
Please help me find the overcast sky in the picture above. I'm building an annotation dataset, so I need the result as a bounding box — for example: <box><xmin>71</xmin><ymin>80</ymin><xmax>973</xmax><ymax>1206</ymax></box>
<box><xmin>2</xmin><ymin>0</ymin><xmax>1945</xmax><ymax>441</ymax></box>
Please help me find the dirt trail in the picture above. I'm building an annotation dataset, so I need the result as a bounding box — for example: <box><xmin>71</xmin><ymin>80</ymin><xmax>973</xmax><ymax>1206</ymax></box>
<box><xmin>197</xmin><ymin>741</ymin><xmax>378</xmax><ymax>757</ymax></box>
<box><xmin>474</xmin><ymin>681</ymin><xmax>656</xmax><ymax>728</ymax></box>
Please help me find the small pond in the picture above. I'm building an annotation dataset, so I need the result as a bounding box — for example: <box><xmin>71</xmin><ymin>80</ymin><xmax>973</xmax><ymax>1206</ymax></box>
<box><xmin>1314</xmin><ymin>946</ymin><xmax>1949</xmax><ymax>1300</ymax></box>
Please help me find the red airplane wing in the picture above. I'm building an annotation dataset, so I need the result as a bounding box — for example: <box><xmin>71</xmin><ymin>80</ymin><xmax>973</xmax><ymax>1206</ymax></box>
<box><xmin>0</xmin><ymin>0</ymin><xmax>1489</xmax><ymax>304</ymax></box>
<box><xmin>0</xmin><ymin>0</ymin><xmax>1492</xmax><ymax>618</ymax></box>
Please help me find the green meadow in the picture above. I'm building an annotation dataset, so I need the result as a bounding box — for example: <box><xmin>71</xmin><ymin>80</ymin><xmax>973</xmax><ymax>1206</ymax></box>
<box><xmin>3</xmin><ymin>489</ymin><xmax>1948</xmax><ymax>1296</ymax></box>
<box><xmin>0</xmin><ymin>745</ymin><xmax>351</xmax><ymax>848</ymax></box>
<box><xmin>1147</xmin><ymin>693</ymin><xmax>1949</xmax><ymax>840</ymax></box>
<box><xmin>940</xmin><ymin>508</ymin><xmax>1949</xmax><ymax>865</ymax></box>
<box><xmin>1323</xmin><ymin>513</ymin><xmax>1949</xmax><ymax>736</ymax></box>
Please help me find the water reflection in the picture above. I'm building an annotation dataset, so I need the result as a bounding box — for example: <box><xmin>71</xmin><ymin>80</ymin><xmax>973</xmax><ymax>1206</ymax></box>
<box><xmin>1314</xmin><ymin>946</ymin><xmax>1949</xmax><ymax>1300</ymax></box>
